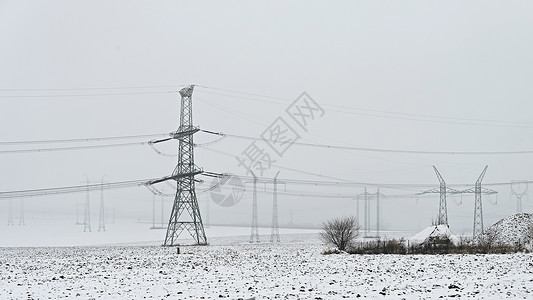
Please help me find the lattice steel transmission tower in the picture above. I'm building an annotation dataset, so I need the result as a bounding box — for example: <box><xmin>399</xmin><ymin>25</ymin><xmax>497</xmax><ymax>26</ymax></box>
<box><xmin>473</xmin><ymin>166</ymin><xmax>487</xmax><ymax>238</ymax></box>
<box><xmin>375</xmin><ymin>188</ymin><xmax>385</xmax><ymax>238</ymax></box>
<box><xmin>357</xmin><ymin>187</ymin><xmax>372</xmax><ymax>237</ymax></box>
<box><xmin>356</xmin><ymin>188</ymin><xmax>383</xmax><ymax>238</ymax></box>
<box><xmin>434</xmin><ymin>166</ymin><xmax>448</xmax><ymax>225</ymax></box>
<box><xmin>98</xmin><ymin>179</ymin><xmax>105</xmax><ymax>232</ymax></box>
<box><xmin>150</xmin><ymin>85</ymin><xmax>207</xmax><ymax>246</ymax></box>
<box><xmin>84</xmin><ymin>182</ymin><xmax>91</xmax><ymax>232</ymax></box>
<box><xmin>459</xmin><ymin>166</ymin><xmax>496</xmax><ymax>238</ymax></box>
<box><xmin>270</xmin><ymin>171</ymin><xmax>281</xmax><ymax>243</ymax></box>
<box><xmin>419</xmin><ymin>166</ymin><xmax>460</xmax><ymax>226</ymax></box>
<box><xmin>249</xmin><ymin>171</ymin><xmax>260</xmax><ymax>243</ymax></box>
<box><xmin>511</xmin><ymin>181</ymin><xmax>528</xmax><ymax>213</ymax></box>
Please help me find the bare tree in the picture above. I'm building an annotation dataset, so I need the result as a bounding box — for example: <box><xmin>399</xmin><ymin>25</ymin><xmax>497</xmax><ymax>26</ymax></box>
<box><xmin>478</xmin><ymin>225</ymin><xmax>501</xmax><ymax>251</ymax></box>
<box><xmin>320</xmin><ymin>216</ymin><xmax>360</xmax><ymax>251</ymax></box>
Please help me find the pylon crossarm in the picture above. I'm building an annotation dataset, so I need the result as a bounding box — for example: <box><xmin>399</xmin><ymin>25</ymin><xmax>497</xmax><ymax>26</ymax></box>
<box><xmin>481</xmin><ymin>188</ymin><xmax>497</xmax><ymax>195</ymax></box>
<box><xmin>149</xmin><ymin>137</ymin><xmax>173</xmax><ymax>144</ymax></box>
<box><xmin>148</xmin><ymin>171</ymin><xmax>203</xmax><ymax>185</ymax></box>
<box><xmin>169</xmin><ymin>127</ymin><xmax>200</xmax><ymax>140</ymax></box>
<box><xmin>446</xmin><ymin>188</ymin><xmax>463</xmax><ymax>194</ymax></box>
<box><xmin>457</xmin><ymin>188</ymin><xmax>497</xmax><ymax>195</ymax></box>
<box><xmin>418</xmin><ymin>187</ymin><xmax>461</xmax><ymax>195</ymax></box>
<box><xmin>417</xmin><ymin>188</ymin><xmax>440</xmax><ymax>195</ymax></box>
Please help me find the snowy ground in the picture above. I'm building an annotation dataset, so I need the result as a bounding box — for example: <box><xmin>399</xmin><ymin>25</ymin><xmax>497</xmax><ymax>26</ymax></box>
<box><xmin>1</xmin><ymin>231</ymin><xmax>533</xmax><ymax>299</ymax></box>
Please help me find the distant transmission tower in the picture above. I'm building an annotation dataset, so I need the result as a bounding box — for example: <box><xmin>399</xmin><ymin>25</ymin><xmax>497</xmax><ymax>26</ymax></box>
<box><xmin>84</xmin><ymin>181</ymin><xmax>91</xmax><ymax>232</ymax></box>
<box><xmin>249</xmin><ymin>170</ymin><xmax>260</xmax><ymax>243</ymax></box>
<box><xmin>355</xmin><ymin>195</ymin><xmax>359</xmax><ymax>224</ymax></box>
<box><xmin>357</xmin><ymin>188</ymin><xmax>383</xmax><ymax>238</ymax></box>
<box><xmin>358</xmin><ymin>187</ymin><xmax>372</xmax><ymax>237</ymax></box>
<box><xmin>433</xmin><ymin>166</ymin><xmax>448</xmax><ymax>225</ymax></box>
<box><xmin>418</xmin><ymin>166</ymin><xmax>460</xmax><ymax>226</ymax></box>
<box><xmin>149</xmin><ymin>85</ymin><xmax>207</xmax><ymax>246</ymax></box>
<box><xmin>19</xmin><ymin>198</ymin><xmax>25</xmax><ymax>226</ymax></box>
<box><xmin>458</xmin><ymin>166</ymin><xmax>496</xmax><ymax>238</ymax></box>
<box><xmin>511</xmin><ymin>181</ymin><xmax>528</xmax><ymax>213</ymax></box>
<box><xmin>270</xmin><ymin>171</ymin><xmax>281</xmax><ymax>243</ymax></box>
<box><xmin>375</xmin><ymin>188</ymin><xmax>385</xmax><ymax>238</ymax></box>
<box><xmin>7</xmin><ymin>199</ymin><xmax>14</xmax><ymax>225</ymax></box>
<box><xmin>473</xmin><ymin>166</ymin><xmax>488</xmax><ymax>237</ymax></box>
<box><xmin>98</xmin><ymin>178</ymin><xmax>106</xmax><ymax>232</ymax></box>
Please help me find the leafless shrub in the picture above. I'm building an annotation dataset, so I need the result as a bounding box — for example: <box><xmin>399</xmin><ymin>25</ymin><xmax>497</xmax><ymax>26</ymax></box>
<box><xmin>478</xmin><ymin>225</ymin><xmax>501</xmax><ymax>252</ymax></box>
<box><xmin>349</xmin><ymin>238</ymin><xmax>407</xmax><ymax>254</ymax></box>
<box><xmin>320</xmin><ymin>216</ymin><xmax>360</xmax><ymax>252</ymax></box>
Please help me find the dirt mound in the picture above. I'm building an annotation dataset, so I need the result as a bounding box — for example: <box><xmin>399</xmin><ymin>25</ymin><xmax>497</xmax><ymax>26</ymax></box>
<box><xmin>480</xmin><ymin>213</ymin><xmax>533</xmax><ymax>246</ymax></box>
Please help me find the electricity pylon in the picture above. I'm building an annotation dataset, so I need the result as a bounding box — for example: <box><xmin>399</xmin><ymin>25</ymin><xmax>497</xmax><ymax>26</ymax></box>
<box><xmin>357</xmin><ymin>187</ymin><xmax>372</xmax><ymax>237</ymax></box>
<box><xmin>270</xmin><ymin>171</ymin><xmax>282</xmax><ymax>243</ymax></box>
<box><xmin>434</xmin><ymin>167</ymin><xmax>448</xmax><ymax>225</ymax></box>
<box><xmin>98</xmin><ymin>178</ymin><xmax>105</xmax><ymax>232</ymax></box>
<box><xmin>84</xmin><ymin>182</ymin><xmax>91</xmax><ymax>232</ymax></box>
<box><xmin>511</xmin><ymin>181</ymin><xmax>528</xmax><ymax>213</ymax></box>
<box><xmin>249</xmin><ymin>170</ymin><xmax>260</xmax><ymax>243</ymax></box>
<box><xmin>473</xmin><ymin>166</ymin><xmax>488</xmax><ymax>238</ymax></box>
<box><xmin>418</xmin><ymin>166</ymin><xmax>461</xmax><ymax>226</ymax></box>
<box><xmin>356</xmin><ymin>188</ymin><xmax>384</xmax><ymax>238</ymax></box>
<box><xmin>149</xmin><ymin>85</ymin><xmax>207</xmax><ymax>246</ymax></box>
<box><xmin>459</xmin><ymin>166</ymin><xmax>497</xmax><ymax>238</ymax></box>
<box><xmin>375</xmin><ymin>188</ymin><xmax>385</xmax><ymax>238</ymax></box>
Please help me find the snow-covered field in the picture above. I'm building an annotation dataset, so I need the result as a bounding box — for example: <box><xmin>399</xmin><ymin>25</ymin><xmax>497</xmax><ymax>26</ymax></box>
<box><xmin>2</xmin><ymin>232</ymin><xmax>532</xmax><ymax>299</ymax></box>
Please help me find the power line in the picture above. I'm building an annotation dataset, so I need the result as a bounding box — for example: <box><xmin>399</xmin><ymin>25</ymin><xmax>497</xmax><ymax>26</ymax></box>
<box><xmin>2</xmin><ymin>83</ymin><xmax>531</xmax><ymax>127</ymax></box>
<box><xmin>201</xmin><ymin>129</ymin><xmax>533</xmax><ymax>155</ymax></box>
<box><xmin>0</xmin><ymin>85</ymin><xmax>185</xmax><ymax>91</ymax></box>
<box><xmin>0</xmin><ymin>167</ymin><xmax>527</xmax><ymax>202</ymax></box>
<box><xmin>197</xmin><ymin>147</ymin><xmax>533</xmax><ymax>189</ymax></box>
<box><xmin>196</xmin><ymin>143</ymin><xmax>427</xmax><ymax>190</ymax></box>
<box><xmin>209</xmin><ymin>179</ymin><xmax>438</xmax><ymax>200</ymax></box>
<box><xmin>196</xmin><ymin>85</ymin><xmax>291</xmax><ymax>101</ymax></box>
<box><xmin>0</xmin><ymin>133</ymin><xmax>169</xmax><ymax>146</ymax></box>
<box><xmin>0</xmin><ymin>141</ymin><xmax>148</xmax><ymax>154</ymax></box>
<box><xmin>0</xmin><ymin>179</ymin><xmax>151</xmax><ymax>199</ymax></box>
<box><xmin>196</xmin><ymin>148</ymin><xmax>421</xmax><ymax>193</ymax></box>
<box><xmin>194</xmin><ymin>85</ymin><xmax>533</xmax><ymax>128</ymax></box>
<box><xmin>0</xmin><ymin>90</ymin><xmax>177</xmax><ymax>98</ymax></box>
<box><xmin>6</xmin><ymin>127</ymin><xmax>530</xmax><ymax>156</ymax></box>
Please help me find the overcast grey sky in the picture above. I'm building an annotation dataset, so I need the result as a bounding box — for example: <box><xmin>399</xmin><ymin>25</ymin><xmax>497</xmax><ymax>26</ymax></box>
<box><xmin>1</xmin><ymin>1</ymin><xmax>532</xmax><ymax>233</ymax></box>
